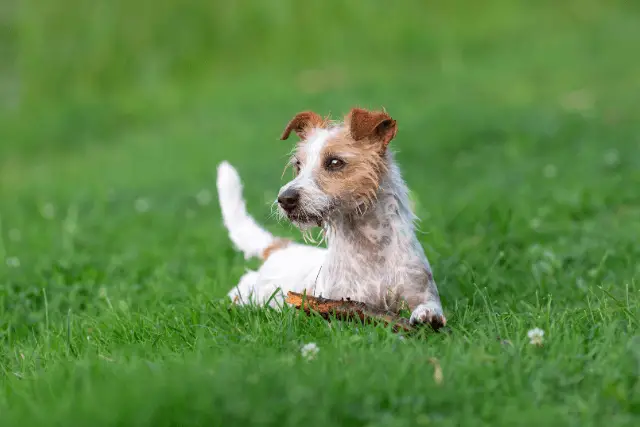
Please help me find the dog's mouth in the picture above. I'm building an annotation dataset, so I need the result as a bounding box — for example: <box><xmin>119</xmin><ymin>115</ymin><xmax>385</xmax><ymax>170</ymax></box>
<box><xmin>278</xmin><ymin>199</ymin><xmax>337</xmax><ymax>229</ymax></box>
<box><xmin>287</xmin><ymin>211</ymin><xmax>324</xmax><ymax>228</ymax></box>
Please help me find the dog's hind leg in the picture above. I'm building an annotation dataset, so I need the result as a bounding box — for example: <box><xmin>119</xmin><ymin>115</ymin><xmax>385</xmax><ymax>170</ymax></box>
<box><xmin>227</xmin><ymin>270</ymin><xmax>286</xmax><ymax>308</ymax></box>
<box><xmin>227</xmin><ymin>270</ymin><xmax>260</xmax><ymax>305</ymax></box>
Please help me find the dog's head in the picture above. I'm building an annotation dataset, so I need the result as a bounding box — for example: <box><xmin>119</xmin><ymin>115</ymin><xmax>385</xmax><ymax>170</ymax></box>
<box><xmin>277</xmin><ymin>108</ymin><xmax>398</xmax><ymax>229</ymax></box>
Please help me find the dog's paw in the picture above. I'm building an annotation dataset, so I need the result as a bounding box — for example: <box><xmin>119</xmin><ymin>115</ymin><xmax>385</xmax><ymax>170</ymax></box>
<box><xmin>410</xmin><ymin>302</ymin><xmax>446</xmax><ymax>330</ymax></box>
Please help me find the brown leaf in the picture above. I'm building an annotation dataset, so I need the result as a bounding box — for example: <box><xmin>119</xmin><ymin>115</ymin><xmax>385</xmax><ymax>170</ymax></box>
<box><xmin>285</xmin><ymin>291</ymin><xmax>413</xmax><ymax>333</ymax></box>
<box><xmin>428</xmin><ymin>357</ymin><xmax>443</xmax><ymax>385</ymax></box>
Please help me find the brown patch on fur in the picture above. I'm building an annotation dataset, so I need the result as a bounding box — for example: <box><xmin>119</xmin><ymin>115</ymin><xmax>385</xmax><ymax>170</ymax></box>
<box><xmin>316</xmin><ymin>127</ymin><xmax>388</xmax><ymax>210</ymax></box>
<box><xmin>280</xmin><ymin>111</ymin><xmax>325</xmax><ymax>140</ymax></box>
<box><xmin>261</xmin><ymin>239</ymin><xmax>291</xmax><ymax>260</ymax></box>
<box><xmin>347</xmin><ymin>108</ymin><xmax>398</xmax><ymax>147</ymax></box>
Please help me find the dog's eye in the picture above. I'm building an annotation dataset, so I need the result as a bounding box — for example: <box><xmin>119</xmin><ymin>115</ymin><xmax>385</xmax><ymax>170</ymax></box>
<box><xmin>325</xmin><ymin>157</ymin><xmax>346</xmax><ymax>171</ymax></box>
<box><xmin>292</xmin><ymin>159</ymin><xmax>301</xmax><ymax>175</ymax></box>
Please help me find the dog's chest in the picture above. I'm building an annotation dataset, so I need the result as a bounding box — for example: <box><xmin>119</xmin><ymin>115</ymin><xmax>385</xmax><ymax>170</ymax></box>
<box><xmin>317</xmin><ymin>227</ymin><xmax>427</xmax><ymax>307</ymax></box>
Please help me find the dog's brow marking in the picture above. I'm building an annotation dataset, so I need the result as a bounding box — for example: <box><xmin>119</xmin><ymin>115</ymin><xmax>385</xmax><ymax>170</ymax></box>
<box><xmin>300</xmin><ymin>128</ymin><xmax>334</xmax><ymax>176</ymax></box>
<box><xmin>284</xmin><ymin>127</ymin><xmax>339</xmax><ymax>205</ymax></box>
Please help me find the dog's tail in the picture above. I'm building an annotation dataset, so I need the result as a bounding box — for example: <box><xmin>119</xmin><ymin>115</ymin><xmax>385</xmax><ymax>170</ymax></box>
<box><xmin>216</xmin><ymin>161</ymin><xmax>276</xmax><ymax>260</ymax></box>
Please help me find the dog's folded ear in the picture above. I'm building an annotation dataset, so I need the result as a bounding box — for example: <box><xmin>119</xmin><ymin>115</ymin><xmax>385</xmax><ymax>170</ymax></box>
<box><xmin>280</xmin><ymin>111</ymin><xmax>324</xmax><ymax>140</ymax></box>
<box><xmin>347</xmin><ymin>108</ymin><xmax>397</xmax><ymax>147</ymax></box>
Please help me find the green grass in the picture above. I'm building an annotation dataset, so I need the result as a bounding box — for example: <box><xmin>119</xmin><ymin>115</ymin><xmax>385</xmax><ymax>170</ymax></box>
<box><xmin>1</xmin><ymin>0</ymin><xmax>640</xmax><ymax>425</ymax></box>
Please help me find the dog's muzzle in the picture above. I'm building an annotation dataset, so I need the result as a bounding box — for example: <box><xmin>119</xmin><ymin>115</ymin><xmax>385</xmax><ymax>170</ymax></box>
<box><xmin>277</xmin><ymin>188</ymin><xmax>300</xmax><ymax>213</ymax></box>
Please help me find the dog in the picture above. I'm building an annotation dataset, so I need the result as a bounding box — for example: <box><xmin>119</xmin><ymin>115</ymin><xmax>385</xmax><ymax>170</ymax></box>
<box><xmin>216</xmin><ymin>107</ymin><xmax>446</xmax><ymax>329</ymax></box>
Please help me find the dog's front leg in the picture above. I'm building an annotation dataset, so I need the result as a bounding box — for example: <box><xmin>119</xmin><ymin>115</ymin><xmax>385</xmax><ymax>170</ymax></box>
<box><xmin>408</xmin><ymin>273</ymin><xmax>447</xmax><ymax>330</ymax></box>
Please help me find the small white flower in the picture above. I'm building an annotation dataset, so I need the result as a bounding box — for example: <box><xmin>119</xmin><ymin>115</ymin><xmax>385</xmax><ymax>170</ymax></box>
<box><xmin>576</xmin><ymin>277</ymin><xmax>588</xmax><ymax>292</ymax></box>
<box><xmin>543</xmin><ymin>164</ymin><xmax>557</xmax><ymax>179</ymax></box>
<box><xmin>527</xmin><ymin>327</ymin><xmax>545</xmax><ymax>346</ymax></box>
<box><xmin>300</xmin><ymin>342</ymin><xmax>319</xmax><ymax>360</ymax></box>
<box><xmin>530</xmin><ymin>218</ymin><xmax>542</xmax><ymax>230</ymax></box>
<box><xmin>195</xmin><ymin>189</ymin><xmax>212</xmax><ymax>206</ymax></box>
<box><xmin>8</xmin><ymin>229</ymin><xmax>21</xmax><ymax>242</ymax></box>
<box><xmin>64</xmin><ymin>220</ymin><xmax>77</xmax><ymax>234</ymax></box>
<box><xmin>40</xmin><ymin>203</ymin><xmax>56</xmax><ymax>219</ymax></box>
<box><xmin>134</xmin><ymin>198</ymin><xmax>150</xmax><ymax>213</ymax></box>
<box><xmin>5</xmin><ymin>257</ymin><xmax>20</xmax><ymax>268</ymax></box>
<box><xmin>603</xmin><ymin>149</ymin><xmax>620</xmax><ymax>167</ymax></box>
<box><xmin>542</xmin><ymin>250</ymin><xmax>558</xmax><ymax>262</ymax></box>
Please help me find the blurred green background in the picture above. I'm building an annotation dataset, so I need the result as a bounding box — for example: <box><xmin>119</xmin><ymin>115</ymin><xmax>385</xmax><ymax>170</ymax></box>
<box><xmin>1</xmin><ymin>1</ymin><xmax>640</xmax><ymax>425</ymax></box>
<box><xmin>3</xmin><ymin>0</ymin><xmax>639</xmax><ymax>160</ymax></box>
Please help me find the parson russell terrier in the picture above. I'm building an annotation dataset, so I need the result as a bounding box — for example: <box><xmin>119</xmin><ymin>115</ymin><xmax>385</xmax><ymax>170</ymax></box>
<box><xmin>216</xmin><ymin>107</ymin><xmax>446</xmax><ymax>329</ymax></box>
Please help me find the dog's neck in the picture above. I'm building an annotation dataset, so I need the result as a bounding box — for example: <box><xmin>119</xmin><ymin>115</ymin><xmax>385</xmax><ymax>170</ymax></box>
<box><xmin>320</xmin><ymin>152</ymin><xmax>428</xmax><ymax>305</ymax></box>
<box><xmin>326</xmin><ymin>154</ymin><xmax>416</xmax><ymax>250</ymax></box>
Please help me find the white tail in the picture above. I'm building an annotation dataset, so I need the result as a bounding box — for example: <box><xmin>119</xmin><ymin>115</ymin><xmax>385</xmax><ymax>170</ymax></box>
<box><xmin>216</xmin><ymin>161</ymin><xmax>275</xmax><ymax>260</ymax></box>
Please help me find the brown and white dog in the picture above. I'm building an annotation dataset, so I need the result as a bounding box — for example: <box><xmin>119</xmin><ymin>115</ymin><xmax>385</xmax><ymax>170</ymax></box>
<box><xmin>217</xmin><ymin>108</ymin><xmax>446</xmax><ymax>329</ymax></box>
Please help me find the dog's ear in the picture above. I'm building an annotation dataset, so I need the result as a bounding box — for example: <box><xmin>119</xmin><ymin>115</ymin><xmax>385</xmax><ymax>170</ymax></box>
<box><xmin>347</xmin><ymin>108</ymin><xmax>397</xmax><ymax>147</ymax></box>
<box><xmin>280</xmin><ymin>111</ymin><xmax>324</xmax><ymax>140</ymax></box>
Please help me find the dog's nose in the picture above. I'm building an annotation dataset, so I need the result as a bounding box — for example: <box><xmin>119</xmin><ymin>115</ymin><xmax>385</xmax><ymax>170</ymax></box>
<box><xmin>278</xmin><ymin>189</ymin><xmax>299</xmax><ymax>211</ymax></box>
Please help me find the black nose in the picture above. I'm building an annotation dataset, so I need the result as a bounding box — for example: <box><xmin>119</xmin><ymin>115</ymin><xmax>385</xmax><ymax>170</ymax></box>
<box><xmin>278</xmin><ymin>188</ymin><xmax>299</xmax><ymax>211</ymax></box>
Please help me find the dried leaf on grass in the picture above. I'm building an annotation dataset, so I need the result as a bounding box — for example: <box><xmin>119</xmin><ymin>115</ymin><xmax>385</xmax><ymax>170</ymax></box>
<box><xmin>285</xmin><ymin>291</ymin><xmax>413</xmax><ymax>333</ymax></box>
<box><xmin>428</xmin><ymin>357</ymin><xmax>443</xmax><ymax>385</ymax></box>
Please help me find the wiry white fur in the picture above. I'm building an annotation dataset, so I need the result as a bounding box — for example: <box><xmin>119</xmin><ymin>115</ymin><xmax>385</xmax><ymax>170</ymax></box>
<box><xmin>228</xmin><ymin>244</ymin><xmax>326</xmax><ymax>307</ymax></box>
<box><xmin>216</xmin><ymin>161</ymin><xmax>274</xmax><ymax>260</ymax></box>
<box><xmin>321</xmin><ymin>154</ymin><xmax>424</xmax><ymax>303</ymax></box>
<box><xmin>277</xmin><ymin>128</ymin><xmax>336</xmax><ymax>230</ymax></box>
<box><xmin>218</xmin><ymin>124</ymin><xmax>445</xmax><ymax>328</ymax></box>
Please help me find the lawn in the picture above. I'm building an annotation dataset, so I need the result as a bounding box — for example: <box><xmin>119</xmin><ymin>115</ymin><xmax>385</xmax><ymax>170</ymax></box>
<box><xmin>1</xmin><ymin>1</ymin><xmax>639</xmax><ymax>425</ymax></box>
